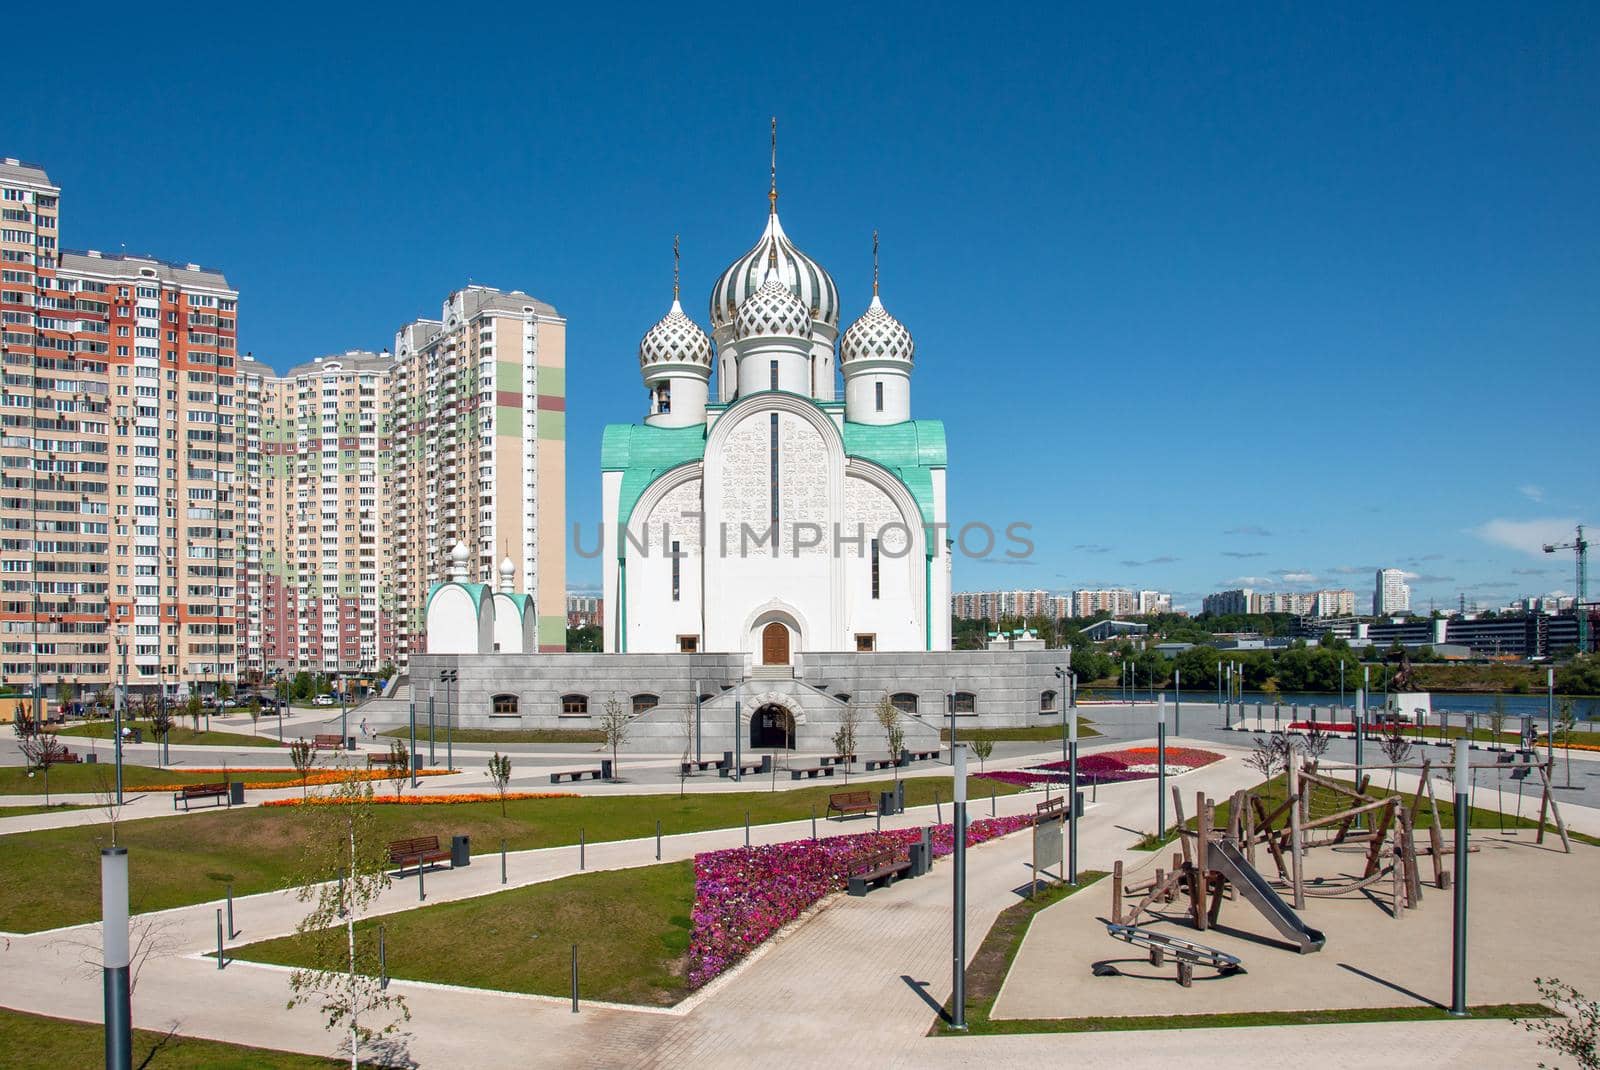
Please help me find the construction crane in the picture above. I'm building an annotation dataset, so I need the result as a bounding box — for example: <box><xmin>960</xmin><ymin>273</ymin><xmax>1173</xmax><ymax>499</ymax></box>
<box><xmin>1543</xmin><ymin>524</ymin><xmax>1590</xmax><ymax>654</ymax></box>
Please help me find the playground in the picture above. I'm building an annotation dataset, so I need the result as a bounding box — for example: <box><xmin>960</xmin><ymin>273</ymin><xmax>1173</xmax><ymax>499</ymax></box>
<box><xmin>992</xmin><ymin>750</ymin><xmax>1597</xmax><ymax>1023</ymax></box>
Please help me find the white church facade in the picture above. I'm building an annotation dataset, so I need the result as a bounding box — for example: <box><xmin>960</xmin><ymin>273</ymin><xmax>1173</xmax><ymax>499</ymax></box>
<box><xmin>601</xmin><ymin>194</ymin><xmax>951</xmax><ymax>662</ymax></box>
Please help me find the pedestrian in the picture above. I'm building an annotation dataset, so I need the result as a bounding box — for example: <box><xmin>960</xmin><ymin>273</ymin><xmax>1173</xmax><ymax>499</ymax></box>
<box><xmin>360</xmin><ymin>717</ymin><xmax>370</xmax><ymax>739</ymax></box>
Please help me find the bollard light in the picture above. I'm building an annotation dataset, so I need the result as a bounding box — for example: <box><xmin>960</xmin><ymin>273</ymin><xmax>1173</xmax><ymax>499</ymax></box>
<box><xmin>102</xmin><ymin>847</ymin><xmax>131</xmax><ymax>1070</ymax></box>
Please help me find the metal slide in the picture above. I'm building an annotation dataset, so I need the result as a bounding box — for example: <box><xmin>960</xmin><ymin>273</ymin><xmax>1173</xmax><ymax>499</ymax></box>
<box><xmin>1208</xmin><ymin>838</ymin><xmax>1327</xmax><ymax>954</ymax></box>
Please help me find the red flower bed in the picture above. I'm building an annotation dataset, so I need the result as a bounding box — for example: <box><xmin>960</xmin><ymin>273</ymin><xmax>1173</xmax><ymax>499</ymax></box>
<box><xmin>688</xmin><ymin>814</ymin><xmax>1035</xmax><ymax>988</ymax></box>
<box><xmin>260</xmin><ymin>791</ymin><xmax>576</xmax><ymax>807</ymax></box>
<box><xmin>975</xmin><ymin>745</ymin><xmax>1223</xmax><ymax>789</ymax></box>
<box><xmin>1289</xmin><ymin>721</ymin><xmax>1357</xmax><ymax>733</ymax></box>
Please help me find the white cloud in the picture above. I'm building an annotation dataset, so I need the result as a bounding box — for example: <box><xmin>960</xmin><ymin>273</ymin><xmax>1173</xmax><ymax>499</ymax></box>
<box><xmin>1472</xmin><ymin>517</ymin><xmax>1584</xmax><ymax>557</ymax></box>
<box><xmin>1280</xmin><ymin>571</ymin><xmax>1317</xmax><ymax>583</ymax></box>
<box><xmin>1519</xmin><ymin>485</ymin><xmax>1545</xmax><ymax>503</ymax></box>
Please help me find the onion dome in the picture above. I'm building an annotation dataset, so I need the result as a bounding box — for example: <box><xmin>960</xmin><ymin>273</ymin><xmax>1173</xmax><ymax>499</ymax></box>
<box><xmin>734</xmin><ymin>273</ymin><xmax>813</xmax><ymax>342</ymax></box>
<box><xmin>710</xmin><ymin>211</ymin><xmax>839</xmax><ymax>333</ymax></box>
<box><xmin>840</xmin><ymin>294</ymin><xmax>914</xmax><ymax>365</ymax></box>
<box><xmin>638</xmin><ymin>299</ymin><xmax>713</xmax><ymax>369</ymax></box>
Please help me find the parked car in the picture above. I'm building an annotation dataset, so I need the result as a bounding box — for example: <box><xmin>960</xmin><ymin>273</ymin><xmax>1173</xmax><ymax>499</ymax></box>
<box><xmin>313</xmin><ymin>694</ymin><xmax>336</xmax><ymax>706</ymax></box>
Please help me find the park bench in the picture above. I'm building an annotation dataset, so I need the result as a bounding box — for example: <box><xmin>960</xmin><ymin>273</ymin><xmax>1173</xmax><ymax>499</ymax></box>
<box><xmin>718</xmin><ymin>761</ymin><xmax>764</xmax><ymax>779</ymax></box>
<box><xmin>366</xmin><ymin>752</ymin><xmax>409</xmax><ymax>771</ymax></box>
<box><xmin>387</xmin><ymin>835</ymin><xmax>452</xmax><ymax>876</ymax></box>
<box><xmin>818</xmin><ymin>753</ymin><xmax>856</xmax><ymax>768</ymax></box>
<box><xmin>789</xmin><ymin>764</ymin><xmax>835</xmax><ymax>780</ymax></box>
<box><xmin>905</xmin><ymin>747</ymin><xmax>941</xmax><ymax>763</ymax></box>
<box><xmin>847</xmin><ymin>846</ymin><xmax>912</xmax><ymax>896</ymax></box>
<box><xmin>311</xmin><ymin>734</ymin><xmax>345</xmax><ymax>751</ymax></box>
<box><xmin>863</xmin><ymin>755</ymin><xmax>901</xmax><ymax>772</ymax></box>
<box><xmin>50</xmin><ymin>748</ymin><xmax>82</xmax><ymax>763</ymax></box>
<box><xmin>827</xmin><ymin>790</ymin><xmax>875</xmax><ymax>820</ymax></box>
<box><xmin>679</xmin><ymin>759</ymin><xmax>720</xmax><ymax>775</ymax></box>
<box><xmin>549</xmin><ymin>767</ymin><xmax>605</xmax><ymax>783</ymax></box>
<box><xmin>172</xmin><ymin>783</ymin><xmax>231</xmax><ymax>811</ymax></box>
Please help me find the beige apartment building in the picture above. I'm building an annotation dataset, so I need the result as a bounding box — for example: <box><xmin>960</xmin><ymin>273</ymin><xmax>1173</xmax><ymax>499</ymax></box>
<box><xmin>1</xmin><ymin>156</ymin><xmax>241</xmax><ymax>704</ymax></box>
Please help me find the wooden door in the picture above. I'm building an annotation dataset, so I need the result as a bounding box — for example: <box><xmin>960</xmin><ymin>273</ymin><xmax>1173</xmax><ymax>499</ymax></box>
<box><xmin>761</xmin><ymin>622</ymin><xmax>789</xmax><ymax>665</ymax></box>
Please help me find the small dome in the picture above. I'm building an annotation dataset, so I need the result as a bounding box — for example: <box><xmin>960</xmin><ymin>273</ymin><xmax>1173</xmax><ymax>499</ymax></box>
<box><xmin>711</xmin><ymin>211</ymin><xmax>838</xmax><ymax>333</ymax></box>
<box><xmin>499</xmin><ymin>556</ymin><xmax>516</xmax><ymax>579</ymax></box>
<box><xmin>840</xmin><ymin>295</ymin><xmax>914</xmax><ymax>365</ymax></box>
<box><xmin>734</xmin><ymin>275</ymin><xmax>813</xmax><ymax>342</ymax></box>
<box><xmin>638</xmin><ymin>299</ymin><xmax>712</xmax><ymax>369</ymax></box>
<box><xmin>450</xmin><ymin>541</ymin><xmax>470</xmax><ymax>566</ymax></box>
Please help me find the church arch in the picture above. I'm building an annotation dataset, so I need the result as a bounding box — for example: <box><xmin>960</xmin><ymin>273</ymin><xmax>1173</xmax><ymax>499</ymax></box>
<box><xmin>750</xmin><ymin>703</ymin><xmax>796</xmax><ymax>749</ymax></box>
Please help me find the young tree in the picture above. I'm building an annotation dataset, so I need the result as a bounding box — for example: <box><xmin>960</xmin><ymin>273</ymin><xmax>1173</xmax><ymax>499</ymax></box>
<box><xmin>485</xmin><ymin>752</ymin><xmax>512</xmax><ymax>816</ymax></box>
<box><xmin>287</xmin><ymin>763</ymin><xmax>409</xmax><ymax>1068</ymax></box>
<box><xmin>1488</xmin><ymin>696</ymin><xmax>1508</xmax><ymax>752</ymax></box>
<box><xmin>1245</xmin><ymin>731</ymin><xmax>1290</xmax><ymax>782</ymax></box>
<box><xmin>972</xmin><ymin>738</ymin><xmax>994</xmax><ymax>773</ymax></box>
<box><xmin>832</xmin><ymin>703</ymin><xmax>863</xmax><ymax>785</ymax></box>
<box><xmin>290</xmin><ymin>738</ymin><xmax>318</xmax><ymax>799</ymax></box>
<box><xmin>599</xmin><ymin>694</ymin><xmax>630</xmax><ymax>782</ymax></box>
<box><xmin>385</xmin><ymin>739</ymin><xmax>409</xmax><ymax>799</ymax></box>
<box><xmin>1300</xmin><ymin>721</ymin><xmax>1332</xmax><ymax>768</ymax></box>
<box><xmin>677</xmin><ymin>702</ymin><xmax>695</xmax><ymax>798</ymax></box>
<box><xmin>1521</xmin><ymin>977</ymin><xmax>1598</xmax><ymax>1070</ymax></box>
<box><xmin>185</xmin><ymin>692</ymin><xmax>204</xmax><ymax>732</ymax></box>
<box><xmin>1379</xmin><ymin>722</ymin><xmax>1414</xmax><ymax>790</ymax></box>
<box><xmin>1558</xmin><ymin>700</ymin><xmax>1578</xmax><ymax>789</ymax></box>
<box><xmin>19</xmin><ymin>733</ymin><xmax>70</xmax><ymax>805</ymax></box>
<box><xmin>875</xmin><ymin>697</ymin><xmax>904</xmax><ymax>791</ymax></box>
<box><xmin>148</xmin><ymin>698</ymin><xmax>173</xmax><ymax>766</ymax></box>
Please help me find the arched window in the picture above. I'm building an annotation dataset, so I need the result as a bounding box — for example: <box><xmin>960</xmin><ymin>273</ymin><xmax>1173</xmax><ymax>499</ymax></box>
<box><xmin>891</xmin><ymin>692</ymin><xmax>918</xmax><ymax>715</ymax></box>
<box><xmin>492</xmin><ymin>693</ymin><xmax>518</xmax><ymax>715</ymax></box>
<box><xmin>953</xmin><ymin>691</ymin><xmax>977</xmax><ymax>714</ymax></box>
<box><xmin>833</xmin><ymin>692</ymin><xmax>851</xmax><ymax>704</ymax></box>
<box><xmin>632</xmin><ymin>693</ymin><xmax>659</xmax><ymax>715</ymax></box>
<box><xmin>560</xmin><ymin>693</ymin><xmax>588</xmax><ymax>716</ymax></box>
<box><xmin>1040</xmin><ymin>689</ymin><xmax>1058</xmax><ymax>713</ymax></box>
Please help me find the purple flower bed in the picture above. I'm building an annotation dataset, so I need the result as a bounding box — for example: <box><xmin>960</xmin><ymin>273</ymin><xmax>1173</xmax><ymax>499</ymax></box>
<box><xmin>975</xmin><ymin>746</ymin><xmax>1222</xmax><ymax>789</ymax></box>
<box><xmin>687</xmin><ymin>814</ymin><xmax>1035</xmax><ymax>988</ymax></box>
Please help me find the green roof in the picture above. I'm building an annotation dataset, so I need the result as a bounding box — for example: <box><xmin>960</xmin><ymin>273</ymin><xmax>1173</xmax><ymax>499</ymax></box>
<box><xmin>425</xmin><ymin>581</ymin><xmax>490</xmax><ymax>619</ymax></box>
<box><xmin>603</xmin><ymin>410</ymin><xmax>946</xmax><ymax>556</ymax></box>
<box><xmin>496</xmin><ymin>591</ymin><xmax>533</xmax><ymax>616</ymax></box>
<box><xmin>603</xmin><ymin>423</ymin><xmax>708</xmax><ymax>534</ymax></box>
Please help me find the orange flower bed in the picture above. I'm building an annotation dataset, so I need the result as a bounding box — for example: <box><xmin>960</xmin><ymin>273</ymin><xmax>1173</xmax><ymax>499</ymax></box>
<box><xmin>260</xmin><ymin>791</ymin><xmax>576</xmax><ymax>807</ymax></box>
<box><xmin>1554</xmin><ymin>741</ymin><xmax>1600</xmax><ymax>753</ymax></box>
<box><xmin>143</xmin><ymin>768</ymin><xmax>455</xmax><ymax>792</ymax></box>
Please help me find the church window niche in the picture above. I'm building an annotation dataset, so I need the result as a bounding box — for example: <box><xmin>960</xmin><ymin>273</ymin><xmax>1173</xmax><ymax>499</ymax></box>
<box><xmin>870</xmin><ymin>538</ymin><xmax>880</xmax><ymax>599</ymax></box>
<box><xmin>854</xmin><ymin>633</ymin><xmax>876</xmax><ymax>652</ymax></box>
<box><xmin>491</xmin><ymin>693</ymin><xmax>519</xmax><ymax>715</ymax></box>
<box><xmin>655</xmin><ymin>383</ymin><xmax>671</xmax><ymax>414</ymax></box>
<box><xmin>875</xmin><ymin>380</ymin><xmax>883</xmax><ymax>412</ymax></box>
<box><xmin>891</xmin><ymin>692</ymin><xmax>918</xmax><ymax>715</ymax></box>
<box><xmin>953</xmin><ymin>691</ymin><xmax>977</xmax><ymax>714</ymax></box>
<box><xmin>671</xmin><ymin>540</ymin><xmax>681</xmax><ymax>601</ymax></box>
<box><xmin>561</xmin><ymin>694</ymin><xmax>588</xmax><ymax>716</ymax></box>
<box><xmin>769</xmin><ymin>360</ymin><xmax>778</xmax><ymax>390</ymax></box>
<box><xmin>1040</xmin><ymin>689</ymin><xmax>1058</xmax><ymax>713</ymax></box>
<box><xmin>678</xmin><ymin>635</ymin><xmax>698</xmax><ymax>653</ymax></box>
<box><xmin>768</xmin><ymin>413</ymin><xmax>780</xmax><ymax>548</ymax></box>
<box><xmin>632</xmin><ymin>693</ymin><xmax>659</xmax><ymax>715</ymax></box>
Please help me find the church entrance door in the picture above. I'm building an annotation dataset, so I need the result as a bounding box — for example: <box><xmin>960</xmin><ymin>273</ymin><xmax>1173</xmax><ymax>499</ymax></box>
<box><xmin>750</xmin><ymin>704</ymin><xmax>795</xmax><ymax>749</ymax></box>
<box><xmin>761</xmin><ymin>622</ymin><xmax>790</xmax><ymax>665</ymax></box>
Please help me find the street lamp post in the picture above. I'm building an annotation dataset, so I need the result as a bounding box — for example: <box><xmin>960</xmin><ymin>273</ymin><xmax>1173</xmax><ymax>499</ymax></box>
<box><xmin>408</xmin><ymin>692</ymin><xmax>418</xmax><ymax>789</ymax></box>
<box><xmin>440</xmin><ymin>668</ymin><xmax>457</xmax><ymax>771</ymax></box>
<box><xmin>427</xmin><ymin>684</ymin><xmax>436</xmax><ymax>767</ymax></box>
<box><xmin>1157</xmin><ymin>695</ymin><xmax>1168</xmax><ymax>838</ymax></box>
<box><xmin>1067</xmin><ymin>697</ymin><xmax>1079</xmax><ymax>886</ymax></box>
<box><xmin>694</xmin><ymin>679</ymin><xmax>702</xmax><ymax>764</ymax></box>
<box><xmin>950</xmin><ymin>744</ymin><xmax>969</xmax><ymax>1030</ymax></box>
<box><xmin>102</xmin><ymin>846</ymin><xmax>132</xmax><ymax>1070</ymax></box>
<box><xmin>1546</xmin><ymin>667</ymin><xmax>1555</xmax><ymax>768</ymax></box>
<box><xmin>339</xmin><ymin>672</ymin><xmax>348</xmax><ymax>748</ymax></box>
<box><xmin>1339</xmin><ymin>659</ymin><xmax>1346</xmax><ymax>711</ymax></box>
<box><xmin>1450</xmin><ymin>739</ymin><xmax>1470</xmax><ymax>1016</ymax></box>
<box><xmin>1174</xmin><ymin>667</ymin><xmax>1181</xmax><ymax>735</ymax></box>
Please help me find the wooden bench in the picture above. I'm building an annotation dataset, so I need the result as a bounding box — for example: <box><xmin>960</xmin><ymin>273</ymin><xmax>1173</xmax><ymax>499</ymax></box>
<box><xmin>54</xmin><ymin>748</ymin><xmax>82</xmax><ymax>764</ymax></box>
<box><xmin>863</xmin><ymin>756</ymin><xmax>901</xmax><ymax>772</ymax></box>
<box><xmin>387</xmin><ymin>835</ymin><xmax>452</xmax><ymax>876</ymax></box>
<box><xmin>173</xmin><ymin>783</ymin><xmax>230</xmax><ymax>810</ymax></box>
<box><xmin>906</xmin><ymin>748</ymin><xmax>941</xmax><ymax>763</ymax></box>
<box><xmin>827</xmin><ymin>790</ymin><xmax>875</xmax><ymax>820</ymax></box>
<box><xmin>549</xmin><ymin>768</ymin><xmax>605</xmax><ymax>783</ymax></box>
<box><xmin>311</xmin><ymin>733</ymin><xmax>345</xmax><ymax>751</ymax></box>
<box><xmin>718</xmin><ymin>761</ymin><xmax>764</xmax><ymax>779</ymax></box>
<box><xmin>679</xmin><ymin>759</ymin><xmax>719</xmax><ymax>775</ymax></box>
<box><xmin>847</xmin><ymin>846</ymin><xmax>912</xmax><ymax>896</ymax></box>
<box><xmin>818</xmin><ymin>753</ymin><xmax>856</xmax><ymax>768</ymax></box>
<box><xmin>789</xmin><ymin>765</ymin><xmax>835</xmax><ymax>780</ymax></box>
<box><xmin>366</xmin><ymin>752</ymin><xmax>409</xmax><ymax>771</ymax></box>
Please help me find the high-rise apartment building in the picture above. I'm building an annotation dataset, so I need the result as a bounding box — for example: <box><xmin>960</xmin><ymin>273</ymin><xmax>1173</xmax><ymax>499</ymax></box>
<box><xmin>1374</xmin><ymin>568</ymin><xmax>1410</xmax><ymax>616</ymax></box>
<box><xmin>392</xmin><ymin>286</ymin><xmax>567</xmax><ymax>658</ymax></box>
<box><xmin>1</xmin><ymin>157</ymin><xmax>241</xmax><ymax>703</ymax></box>
<box><xmin>1073</xmin><ymin>588</ymin><xmax>1137</xmax><ymax>617</ymax></box>
<box><xmin>1137</xmin><ymin>590</ymin><xmax>1172</xmax><ymax>615</ymax></box>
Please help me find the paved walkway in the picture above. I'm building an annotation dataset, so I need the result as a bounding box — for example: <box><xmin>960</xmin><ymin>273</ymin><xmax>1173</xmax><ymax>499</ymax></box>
<box><xmin>0</xmin><ymin>740</ymin><xmax>1574</xmax><ymax>1067</ymax></box>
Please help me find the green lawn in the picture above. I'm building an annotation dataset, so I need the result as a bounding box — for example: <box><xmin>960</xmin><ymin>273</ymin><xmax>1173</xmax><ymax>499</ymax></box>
<box><xmin>235</xmin><ymin>861</ymin><xmax>695</xmax><ymax>1006</ymax></box>
<box><xmin>0</xmin><ymin>802</ymin><xmax>87</xmax><ymax>818</ymax></box>
<box><xmin>0</xmin><ymin>775</ymin><xmax>1021</xmax><ymax>932</ymax></box>
<box><xmin>0</xmin><ymin>764</ymin><xmax>304</xmax><ymax>796</ymax></box>
<box><xmin>0</xmin><ymin>1007</ymin><xmax>346</xmax><ymax>1068</ymax></box>
<box><xmin>928</xmin><ymin>873</ymin><xmax>1546</xmax><ymax>1035</ymax></box>
<box><xmin>942</xmin><ymin>717</ymin><xmax>1100</xmax><ymax>743</ymax></box>
<box><xmin>56</xmin><ymin>721</ymin><xmax>281</xmax><ymax>748</ymax></box>
<box><xmin>378</xmin><ymin>726</ymin><xmax>606</xmax><ymax>744</ymax></box>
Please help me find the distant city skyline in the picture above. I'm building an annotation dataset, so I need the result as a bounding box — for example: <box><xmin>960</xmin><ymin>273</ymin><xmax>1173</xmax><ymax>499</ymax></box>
<box><xmin>6</xmin><ymin>6</ymin><xmax>1593</xmax><ymax>610</ymax></box>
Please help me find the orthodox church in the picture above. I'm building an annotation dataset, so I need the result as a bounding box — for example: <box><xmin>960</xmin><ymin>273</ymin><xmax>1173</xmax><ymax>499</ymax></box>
<box><xmin>600</xmin><ymin>158</ymin><xmax>951</xmax><ymax>662</ymax></box>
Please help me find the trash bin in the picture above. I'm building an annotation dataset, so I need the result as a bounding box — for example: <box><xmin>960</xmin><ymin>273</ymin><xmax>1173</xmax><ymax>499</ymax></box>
<box><xmin>85</xmin><ymin>753</ymin><xmax>97</xmax><ymax>764</ymax></box>
<box><xmin>758</xmin><ymin>754</ymin><xmax>772</xmax><ymax>773</ymax></box>
<box><xmin>909</xmin><ymin>842</ymin><xmax>930</xmax><ymax>877</ymax></box>
<box><xmin>599</xmin><ymin>758</ymin><xmax>613</xmax><ymax>779</ymax></box>
<box><xmin>451</xmin><ymin>834</ymin><xmax>471</xmax><ymax>868</ymax></box>
<box><xmin>1073</xmin><ymin>790</ymin><xmax>1085</xmax><ymax>818</ymax></box>
<box><xmin>894</xmin><ymin>780</ymin><xmax>906</xmax><ymax>814</ymax></box>
<box><xmin>229</xmin><ymin>781</ymin><xmax>246</xmax><ymax>806</ymax></box>
<box><xmin>130</xmin><ymin>728</ymin><xmax>143</xmax><ymax>744</ymax></box>
<box><xmin>879</xmin><ymin>791</ymin><xmax>896</xmax><ymax>816</ymax></box>
<box><xmin>346</xmin><ymin>736</ymin><xmax>356</xmax><ymax>751</ymax></box>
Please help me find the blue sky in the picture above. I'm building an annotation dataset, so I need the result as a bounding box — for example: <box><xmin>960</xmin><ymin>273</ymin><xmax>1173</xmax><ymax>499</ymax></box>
<box><xmin>10</xmin><ymin>3</ymin><xmax>1597</xmax><ymax>610</ymax></box>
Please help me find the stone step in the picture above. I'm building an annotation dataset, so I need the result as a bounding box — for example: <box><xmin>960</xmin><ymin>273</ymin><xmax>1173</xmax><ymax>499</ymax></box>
<box><xmin>749</xmin><ymin>665</ymin><xmax>794</xmax><ymax>680</ymax></box>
